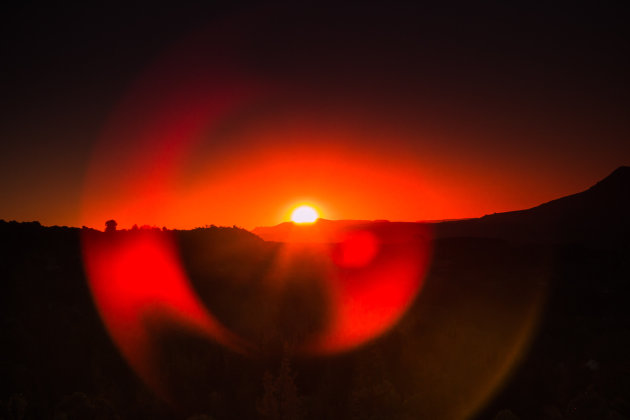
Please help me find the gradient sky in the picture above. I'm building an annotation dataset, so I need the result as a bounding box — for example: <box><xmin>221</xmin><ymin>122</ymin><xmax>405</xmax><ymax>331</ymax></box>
<box><xmin>2</xmin><ymin>2</ymin><xmax>628</xmax><ymax>229</ymax></box>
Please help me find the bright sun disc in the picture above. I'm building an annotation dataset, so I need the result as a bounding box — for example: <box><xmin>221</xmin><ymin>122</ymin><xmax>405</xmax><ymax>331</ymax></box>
<box><xmin>291</xmin><ymin>205</ymin><xmax>319</xmax><ymax>223</ymax></box>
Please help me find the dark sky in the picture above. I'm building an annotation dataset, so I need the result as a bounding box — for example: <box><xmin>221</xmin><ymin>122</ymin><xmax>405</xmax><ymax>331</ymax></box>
<box><xmin>2</xmin><ymin>2</ymin><xmax>253</xmax><ymax>225</ymax></box>
<box><xmin>2</xmin><ymin>2</ymin><xmax>629</xmax><ymax>228</ymax></box>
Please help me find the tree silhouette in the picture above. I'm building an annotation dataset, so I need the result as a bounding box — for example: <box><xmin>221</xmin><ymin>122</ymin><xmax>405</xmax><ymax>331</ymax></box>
<box><xmin>258</xmin><ymin>371</ymin><xmax>279</xmax><ymax>420</ymax></box>
<box><xmin>257</xmin><ymin>345</ymin><xmax>302</xmax><ymax>420</ymax></box>
<box><xmin>104</xmin><ymin>219</ymin><xmax>117</xmax><ymax>233</ymax></box>
<box><xmin>276</xmin><ymin>350</ymin><xmax>301</xmax><ymax>420</ymax></box>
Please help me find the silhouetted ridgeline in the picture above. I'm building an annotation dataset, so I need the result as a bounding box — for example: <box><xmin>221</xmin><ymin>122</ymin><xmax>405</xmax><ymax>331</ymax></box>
<box><xmin>435</xmin><ymin>166</ymin><xmax>630</xmax><ymax>244</ymax></box>
<box><xmin>1</xmin><ymin>167</ymin><xmax>630</xmax><ymax>419</ymax></box>
<box><xmin>253</xmin><ymin>167</ymin><xmax>630</xmax><ymax>246</ymax></box>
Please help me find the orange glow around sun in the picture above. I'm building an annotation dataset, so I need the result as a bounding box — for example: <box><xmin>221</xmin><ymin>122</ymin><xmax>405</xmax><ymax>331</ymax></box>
<box><xmin>291</xmin><ymin>205</ymin><xmax>319</xmax><ymax>223</ymax></box>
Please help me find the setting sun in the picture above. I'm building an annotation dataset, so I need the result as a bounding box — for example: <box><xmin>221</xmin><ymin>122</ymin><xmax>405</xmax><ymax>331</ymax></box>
<box><xmin>291</xmin><ymin>205</ymin><xmax>319</xmax><ymax>224</ymax></box>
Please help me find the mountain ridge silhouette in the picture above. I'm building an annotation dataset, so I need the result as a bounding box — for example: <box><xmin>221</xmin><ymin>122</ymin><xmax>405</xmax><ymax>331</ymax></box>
<box><xmin>436</xmin><ymin>165</ymin><xmax>630</xmax><ymax>243</ymax></box>
<box><xmin>253</xmin><ymin>166</ymin><xmax>630</xmax><ymax>244</ymax></box>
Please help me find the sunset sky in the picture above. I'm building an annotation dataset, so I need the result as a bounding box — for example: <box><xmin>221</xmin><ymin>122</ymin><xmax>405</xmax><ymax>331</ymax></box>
<box><xmin>2</xmin><ymin>2</ymin><xmax>628</xmax><ymax>229</ymax></box>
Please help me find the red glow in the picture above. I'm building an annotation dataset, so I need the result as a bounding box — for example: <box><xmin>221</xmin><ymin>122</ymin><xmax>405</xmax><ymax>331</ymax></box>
<box><xmin>305</xmin><ymin>223</ymin><xmax>432</xmax><ymax>354</ymax></box>
<box><xmin>82</xmin><ymin>222</ymin><xmax>433</xmax><ymax>392</ymax></box>
<box><xmin>82</xmin><ymin>230</ymin><xmax>245</xmax><ymax>394</ymax></box>
<box><xmin>333</xmin><ymin>230</ymin><xmax>379</xmax><ymax>268</ymax></box>
<box><xmin>79</xmin><ymin>22</ymin><xmax>453</xmax><ymax>232</ymax></box>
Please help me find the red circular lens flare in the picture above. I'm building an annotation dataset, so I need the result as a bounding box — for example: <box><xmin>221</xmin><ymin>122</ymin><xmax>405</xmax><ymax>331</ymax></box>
<box><xmin>78</xmin><ymin>9</ymin><xmax>548</xmax><ymax>419</ymax></box>
<box><xmin>80</xmin><ymin>14</ymin><xmax>434</xmax><ymax>401</ymax></box>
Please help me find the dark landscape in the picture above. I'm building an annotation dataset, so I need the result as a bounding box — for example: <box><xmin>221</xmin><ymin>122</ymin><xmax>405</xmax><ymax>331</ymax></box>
<box><xmin>2</xmin><ymin>167</ymin><xmax>629</xmax><ymax>419</ymax></box>
<box><xmin>3</xmin><ymin>3</ymin><xmax>629</xmax><ymax>419</ymax></box>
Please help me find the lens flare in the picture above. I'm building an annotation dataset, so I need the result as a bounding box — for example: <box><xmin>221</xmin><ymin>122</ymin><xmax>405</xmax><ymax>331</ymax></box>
<box><xmin>79</xmin><ymin>8</ymin><xmax>546</xmax><ymax>418</ymax></box>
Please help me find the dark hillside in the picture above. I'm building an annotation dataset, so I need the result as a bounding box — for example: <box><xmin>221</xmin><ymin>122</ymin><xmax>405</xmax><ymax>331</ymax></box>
<box><xmin>436</xmin><ymin>167</ymin><xmax>630</xmax><ymax>244</ymax></box>
<box><xmin>1</xmin><ymin>168</ymin><xmax>629</xmax><ymax>419</ymax></box>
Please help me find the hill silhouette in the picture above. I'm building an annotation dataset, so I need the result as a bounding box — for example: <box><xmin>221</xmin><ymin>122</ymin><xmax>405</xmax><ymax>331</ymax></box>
<box><xmin>436</xmin><ymin>166</ymin><xmax>630</xmax><ymax>243</ymax></box>
<box><xmin>251</xmin><ymin>219</ymin><xmax>429</xmax><ymax>243</ymax></box>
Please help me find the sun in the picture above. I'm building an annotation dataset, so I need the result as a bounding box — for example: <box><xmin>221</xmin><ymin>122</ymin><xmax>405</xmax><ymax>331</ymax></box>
<box><xmin>291</xmin><ymin>205</ymin><xmax>319</xmax><ymax>224</ymax></box>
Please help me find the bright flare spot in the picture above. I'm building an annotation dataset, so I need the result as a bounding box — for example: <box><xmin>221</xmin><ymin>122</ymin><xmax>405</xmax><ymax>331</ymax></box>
<box><xmin>291</xmin><ymin>205</ymin><xmax>319</xmax><ymax>224</ymax></box>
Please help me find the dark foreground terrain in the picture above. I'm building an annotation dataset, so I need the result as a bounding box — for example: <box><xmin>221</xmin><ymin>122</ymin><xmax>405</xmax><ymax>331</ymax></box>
<box><xmin>1</xmin><ymin>168</ymin><xmax>629</xmax><ymax>420</ymax></box>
